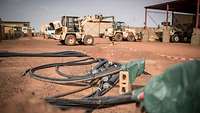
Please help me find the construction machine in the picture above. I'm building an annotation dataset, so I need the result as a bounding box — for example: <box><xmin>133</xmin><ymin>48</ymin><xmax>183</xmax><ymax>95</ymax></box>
<box><xmin>57</xmin><ymin>16</ymin><xmax>94</xmax><ymax>46</ymax></box>
<box><xmin>170</xmin><ymin>24</ymin><xmax>192</xmax><ymax>43</ymax></box>
<box><xmin>104</xmin><ymin>21</ymin><xmax>136</xmax><ymax>42</ymax></box>
<box><xmin>155</xmin><ymin>24</ymin><xmax>192</xmax><ymax>43</ymax></box>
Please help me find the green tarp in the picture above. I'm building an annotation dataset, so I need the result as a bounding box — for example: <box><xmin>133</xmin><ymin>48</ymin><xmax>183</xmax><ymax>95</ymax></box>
<box><xmin>143</xmin><ymin>60</ymin><xmax>200</xmax><ymax>113</ymax></box>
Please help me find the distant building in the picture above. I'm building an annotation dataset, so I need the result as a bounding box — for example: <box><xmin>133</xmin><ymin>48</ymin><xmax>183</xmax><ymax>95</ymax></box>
<box><xmin>0</xmin><ymin>19</ymin><xmax>33</xmax><ymax>40</ymax></box>
<box><xmin>2</xmin><ymin>21</ymin><xmax>30</xmax><ymax>27</ymax></box>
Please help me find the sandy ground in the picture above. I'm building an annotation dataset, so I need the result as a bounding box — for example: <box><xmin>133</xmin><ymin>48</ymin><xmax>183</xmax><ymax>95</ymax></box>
<box><xmin>0</xmin><ymin>36</ymin><xmax>200</xmax><ymax>113</ymax></box>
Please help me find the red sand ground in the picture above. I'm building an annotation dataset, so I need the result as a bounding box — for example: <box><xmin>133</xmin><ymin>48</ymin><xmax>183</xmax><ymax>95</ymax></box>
<box><xmin>0</xmin><ymin>36</ymin><xmax>199</xmax><ymax>113</ymax></box>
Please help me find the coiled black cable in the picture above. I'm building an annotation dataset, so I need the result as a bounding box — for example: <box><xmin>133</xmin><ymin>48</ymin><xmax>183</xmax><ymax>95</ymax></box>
<box><xmin>1</xmin><ymin>50</ymin><xmax>138</xmax><ymax>112</ymax></box>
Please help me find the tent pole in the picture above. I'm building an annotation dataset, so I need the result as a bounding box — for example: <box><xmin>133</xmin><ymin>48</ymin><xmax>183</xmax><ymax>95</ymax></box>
<box><xmin>195</xmin><ymin>0</ymin><xmax>200</xmax><ymax>29</ymax></box>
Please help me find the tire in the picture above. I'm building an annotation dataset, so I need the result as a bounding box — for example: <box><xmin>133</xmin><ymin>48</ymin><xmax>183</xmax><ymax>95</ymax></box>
<box><xmin>83</xmin><ymin>35</ymin><xmax>94</xmax><ymax>45</ymax></box>
<box><xmin>64</xmin><ymin>35</ymin><xmax>76</xmax><ymax>46</ymax></box>
<box><xmin>171</xmin><ymin>34</ymin><xmax>179</xmax><ymax>43</ymax></box>
<box><xmin>127</xmin><ymin>32</ymin><xmax>136</xmax><ymax>41</ymax></box>
<box><xmin>114</xmin><ymin>33</ymin><xmax>123</xmax><ymax>41</ymax></box>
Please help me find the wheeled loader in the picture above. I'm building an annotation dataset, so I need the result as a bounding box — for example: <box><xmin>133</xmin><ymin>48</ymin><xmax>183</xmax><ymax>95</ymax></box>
<box><xmin>57</xmin><ymin>16</ymin><xmax>94</xmax><ymax>46</ymax></box>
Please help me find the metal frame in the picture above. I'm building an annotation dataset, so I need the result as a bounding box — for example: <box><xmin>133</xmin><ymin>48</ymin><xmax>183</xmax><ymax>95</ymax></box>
<box><xmin>144</xmin><ymin>0</ymin><xmax>200</xmax><ymax>29</ymax></box>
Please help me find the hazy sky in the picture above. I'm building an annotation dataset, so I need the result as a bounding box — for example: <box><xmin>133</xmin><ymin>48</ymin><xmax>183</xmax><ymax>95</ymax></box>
<box><xmin>0</xmin><ymin>0</ymin><xmax>173</xmax><ymax>31</ymax></box>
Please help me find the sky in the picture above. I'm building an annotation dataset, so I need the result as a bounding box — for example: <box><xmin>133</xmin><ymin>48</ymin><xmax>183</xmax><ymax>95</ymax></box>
<box><xmin>0</xmin><ymin>0</ymin><xmax>173</xmax><ymax>31</ymax></box>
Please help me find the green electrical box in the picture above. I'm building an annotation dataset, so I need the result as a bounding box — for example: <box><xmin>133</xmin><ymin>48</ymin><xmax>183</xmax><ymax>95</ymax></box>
<box><xmin>121</xmin><ymin>59</ymin><xmax>145</xmax><ymax>84</ymax></box>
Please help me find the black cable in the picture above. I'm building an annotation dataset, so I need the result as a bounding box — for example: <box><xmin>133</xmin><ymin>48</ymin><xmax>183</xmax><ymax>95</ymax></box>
<box><xmin>26</xmin><ymin>61</ymin><xmax>121</xmax><ymax>84</ymax></box>
<box><xmin>55</xmin><ymin>58</ymin><xmax>106</xmax><ymax>78</ymax></box>
<box><xmin>45</xmin><ymin>94</ymin><xmax>139</xmax><ymax>109</ymax></box>
<box><xmin>0</xmin><ymin>51</ymin><xmax>88</xmax><ymax>57</ymax></box>
<box><xmin>1</xmin><ymin>50</ymin><xmax>140</xmax><ymax>112</ymax></box>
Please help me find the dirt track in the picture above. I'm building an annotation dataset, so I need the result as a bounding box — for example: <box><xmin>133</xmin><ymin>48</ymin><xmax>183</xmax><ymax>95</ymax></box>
<box><xmin>0</xmin><ymin>36</ymin><xmax>200</xmax><ymax>113</ymax></box>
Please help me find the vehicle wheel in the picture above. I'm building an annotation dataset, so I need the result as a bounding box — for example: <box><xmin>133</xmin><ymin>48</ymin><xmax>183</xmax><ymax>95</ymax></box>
<box><xmin>171</xmin><ymin>34</ymin><xmax>179</xmax><ymax>43</ymax></box>
<box><xmin>65</xmin><ymin>35</ymin><xmax>76</xmax><ymax>46</ymax></box>
<box><xmin>127</xmin><ymin>32</ymin><xmax>136</xmax><ymax>41</ymax></box>
<box><xmin>83</xmin><ymin>35</ymin><xmax>94</xmax><ymax>45</ymax></box>
<box><xmin>114</xmin><ymin>33</ymin><xmax>123</xmax><ymax>41</ymax></box>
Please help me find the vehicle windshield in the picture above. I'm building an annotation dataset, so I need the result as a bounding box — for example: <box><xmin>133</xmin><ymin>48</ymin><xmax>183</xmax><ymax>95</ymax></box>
<box><xmin>61</xmin><ymin>16</ymin><xmax>79</xmax><ymax>32</ymax></box>
<box><xmin>115</xmin><ymin>22</ymin><xmax>125</xmax><ymax>30</ymax></box>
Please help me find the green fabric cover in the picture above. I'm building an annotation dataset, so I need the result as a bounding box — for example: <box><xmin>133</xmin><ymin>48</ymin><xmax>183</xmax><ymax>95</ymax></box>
<box><xmin>143</xmin><ymin>60</ymin><xmax>200</xmax><ymax>113</ymax></box>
